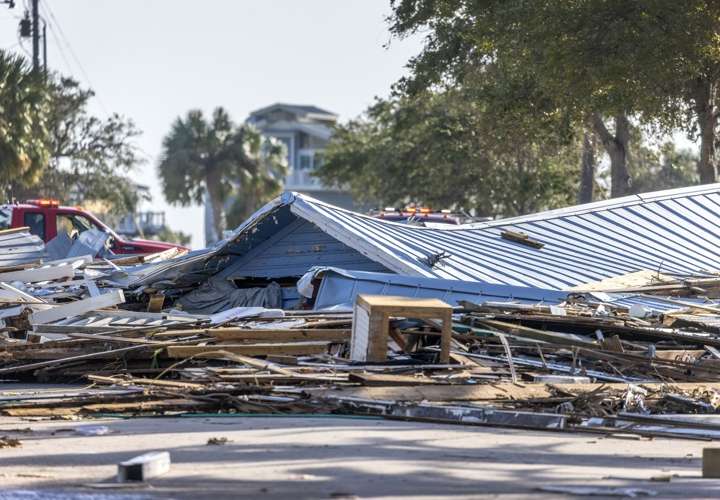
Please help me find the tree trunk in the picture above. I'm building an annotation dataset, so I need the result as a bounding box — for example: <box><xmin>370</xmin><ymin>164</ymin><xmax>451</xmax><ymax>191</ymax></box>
<box><xmin>693</xmin><ymin>79</ymin><xmax>718</xmax><ymax>183</ymax></box>
<box><xmin>205</xmin><ymin>169</ymin><xmax>226</xmax><ymax>245</ymax></box>
<box><xmin>591</xmin><ymin>113</ymin><xmax>632</xmax><ymax>198</ymax></box>
<box><xmin>578</xmin><ymin>129</ymin><xmax>595</xmax><ymax>204</ymax></box>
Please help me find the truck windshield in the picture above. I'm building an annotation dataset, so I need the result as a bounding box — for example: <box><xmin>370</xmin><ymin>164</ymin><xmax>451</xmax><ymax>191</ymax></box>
<box><xmin>57</xmin><ymin>214</ymin><xmax>97</xmax><ymax>236</ymax></box>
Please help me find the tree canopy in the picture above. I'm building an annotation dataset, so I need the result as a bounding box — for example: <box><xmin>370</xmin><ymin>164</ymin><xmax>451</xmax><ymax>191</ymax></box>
<box><xmin>388</xmin><ymin>0</ymin><xmax>720</xmax><ymax>191</ymax></box>
<box><xmin>0</xmin><ymin>51</ymin><xmax>51</xmax><ymax>188</ymax></box>
<box><xmin>14</xmin><ymin>77</ymin><xmax>145</xmax><ymax>214</ymax></box>
<box><xmin>0</xmin><ymin>50</ymin><xmax>145</xmax><ymax>215</ymax></box>
<box><xmin>158</xmin><ymin>107</ymin><xmax>286</xmax><ymax>244</ymax></box>
<box><xmin>316</xmin><ymin>89</ymin><xmax>581</xmax><ymax>217</ymax></box>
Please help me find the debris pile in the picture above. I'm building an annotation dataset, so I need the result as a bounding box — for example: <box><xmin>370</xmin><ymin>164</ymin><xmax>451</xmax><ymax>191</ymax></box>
<box><xmin>3</xmin><ymin>184</ymin><xmax>720</xmax><ymax>440</ymax></box>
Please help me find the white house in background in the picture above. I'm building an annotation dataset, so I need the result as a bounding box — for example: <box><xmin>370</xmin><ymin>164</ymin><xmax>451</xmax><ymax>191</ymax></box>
<box><xmin>246</xmin><ymin>103</ymin><xmax>355</xmax><ymax>209</ymax></box>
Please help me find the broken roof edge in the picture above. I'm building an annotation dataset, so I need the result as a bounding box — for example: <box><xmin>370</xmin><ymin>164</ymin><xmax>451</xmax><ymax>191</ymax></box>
<box><xmin>466</xmin><ymin>183</ymin><xmax>720</xmax><ymax>228</ymax></box>
<box><xmin>288</xmin><ymin>194</ymin><xmax>432</xmax><ymax>277</ymax></box>
<box><xmin>210</xmin><ymin>191</ymin><xmax>432</xmax><ymax>277</ymax></box>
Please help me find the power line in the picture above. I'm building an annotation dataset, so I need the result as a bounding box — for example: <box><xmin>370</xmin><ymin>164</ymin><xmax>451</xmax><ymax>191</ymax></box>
<box><xmin>42</xmin><ymin>15</ymin><xmax>73</xmax><ymax>76</ymax></box>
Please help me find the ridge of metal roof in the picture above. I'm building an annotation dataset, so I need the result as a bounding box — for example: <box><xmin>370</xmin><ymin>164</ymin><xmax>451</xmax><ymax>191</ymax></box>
<box><xmin>468</xmin><ymin>183</ymin><xmax>720</xmax><ymax>228</ymax></box>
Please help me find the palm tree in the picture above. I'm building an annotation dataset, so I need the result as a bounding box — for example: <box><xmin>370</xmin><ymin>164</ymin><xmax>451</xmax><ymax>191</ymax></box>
<box><xmin>0</xmin><ymin>50</ymin><xmax>51</xmax><ymax>191</ymax></box>
<box><xmin>158</xmin><ymin>107</ymin><xmax>286</xmax><ymax>244</ymax></box>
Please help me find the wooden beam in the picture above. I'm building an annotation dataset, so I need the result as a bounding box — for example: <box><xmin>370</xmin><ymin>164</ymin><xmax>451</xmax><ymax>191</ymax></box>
<box><xmin>0</xmin><ymin>264</ymin><xmax>74</xmax><ymax>283</ymax></box>
<box><xmin>165</xmin><ymin>341</ymin><xmax>330</xmax><ymax>358</ymax></box>
<box><xmin>30</xmin><ymin>289</ymin><xmax>125</xmax><ymax>325</ymax></box>
<box><xmin>207</xmin><ymin>328</ymin><xmax>350</xmax><ymax>343</ymax></box>
<box><xmin>316</xmin><ymin>382</ymin><xmax>720</xmax><ymax>402</ymax></box>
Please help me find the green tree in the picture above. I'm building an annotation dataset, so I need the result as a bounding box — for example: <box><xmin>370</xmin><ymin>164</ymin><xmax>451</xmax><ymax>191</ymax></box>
<box><xmin>158</xmin><ymin>107</ymin><xmax>286</xmax><ymax>244</ymax></box>
<box><xmin>0</xmin><ymin>50</ymin><xmax>51</xmax><ymax>190</ymax></box>
<box><xmin>6</xmin><ymin>74</ymin><xmax>145</xmax><ymax>215</ymax></box>
<box><xmin>628</xmin><ymin>132</ymin><xmax>699</xmax><ymax>194</ymax></box>
<box><xmin>18</xmin><ymin>77</ymin><xmax>144</xmax><ymax>214</ymax></box>
<box><xmin>388</xmin><ymin>0</ymin><xmax>720</xmax><ymax>193</ymax></box>
<box><xmin>316</xmin><ymin>90</ymin><xmax>580</xmax><ymax>218</ymax></box>
<box><xmin>153</xmin><ymin>226</ymin><xmax>192</xmax><ymax>247</ymax></box>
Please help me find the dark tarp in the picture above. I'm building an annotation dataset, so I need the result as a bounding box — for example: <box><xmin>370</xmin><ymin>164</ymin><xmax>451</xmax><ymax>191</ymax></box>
<box><xmin>176</xmin><ymin>278</ymin><xmax>282</xmax><ymax>314</ymax></box>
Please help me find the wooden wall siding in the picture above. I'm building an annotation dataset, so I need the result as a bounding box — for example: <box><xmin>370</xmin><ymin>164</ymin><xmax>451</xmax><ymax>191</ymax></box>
<box><xmin>220</xmin><ymin>218</ymin><xmax>389</xmax><ymax>279</ymax></box>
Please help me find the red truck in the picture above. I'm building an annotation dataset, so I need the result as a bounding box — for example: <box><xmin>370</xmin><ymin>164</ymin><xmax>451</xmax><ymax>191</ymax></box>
<box><xmin>0</xmin><ymin>199</ymin><xmax>187</xmax><ymax>255</ymax></box>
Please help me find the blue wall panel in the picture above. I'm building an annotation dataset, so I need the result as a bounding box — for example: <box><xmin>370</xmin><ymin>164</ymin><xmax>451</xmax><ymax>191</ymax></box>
<box><xmin>220</xmin><ymin>218</ymin><xmax>388</xmax><ymax>279</ymax></box>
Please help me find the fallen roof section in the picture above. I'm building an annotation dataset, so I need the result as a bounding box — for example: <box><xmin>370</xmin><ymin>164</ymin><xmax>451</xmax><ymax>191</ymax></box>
<box><xmin>117</xmin><ymin>184</ymin><xmax>720</xmax><ymax>291</ymax></box>
<box><xmin>306</xmin><ymin>266</ymin><xmax>714</xmax><ymax>314</ymax></box>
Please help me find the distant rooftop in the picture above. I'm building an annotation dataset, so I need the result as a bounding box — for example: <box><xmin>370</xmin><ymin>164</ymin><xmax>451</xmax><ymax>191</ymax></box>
<box><xmin>248</xmin><ymin>103</ymin><xmax>338</xmax><ymax>120</ymax></box>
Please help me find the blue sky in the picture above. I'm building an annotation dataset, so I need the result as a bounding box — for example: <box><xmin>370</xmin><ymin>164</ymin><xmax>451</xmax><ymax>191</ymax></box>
<box><xmin>0</xmin><ymin>1</ymin><xmax>423</xmax><ymax>247</ymax></box>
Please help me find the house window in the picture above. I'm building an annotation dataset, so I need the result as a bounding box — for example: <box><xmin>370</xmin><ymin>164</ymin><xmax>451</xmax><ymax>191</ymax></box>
<box><xmin>314</xmin><ymin>152</ymin><xmax>323</xmax><ymax>168</ymax></box>
<box><xmin>299</xmin><ymin>153</ymin><xmax>313</xmax><ymax>170</ymax></box>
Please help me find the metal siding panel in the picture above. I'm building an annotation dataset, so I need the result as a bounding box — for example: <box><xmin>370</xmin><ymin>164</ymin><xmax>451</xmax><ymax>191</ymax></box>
<box><xmin>223</xmin><ymin>219</ymin><xmax>388</xmax><ymax>278</ymax></box>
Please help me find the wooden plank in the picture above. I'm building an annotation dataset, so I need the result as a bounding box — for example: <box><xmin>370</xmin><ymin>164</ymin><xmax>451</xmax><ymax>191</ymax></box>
<box><xmin>316</xmin><ymin>382</ymin><xmax>720</xmax><ymax>402</ymax></box>
<box><xmin>165</xmin><ymin>342</ymin><xmax>330</xmax><ymax>358</ymax></box>
<box><xmin>358</xmin><ymin>295</ymin><xmax>453</xmax><ymax>310</ymax></box>
<box><xmin>65</xmin><ymin>332</ymin><xmax>171</xmax><ymax>345</ymax></box>
<box><xmin>207</xmin><ymin>328</ymin><xmax>350</xmax><ymax>342</ymax></box>
<box><xmin>348</xmin><ymin>373</ymin><xmax>441</xmax><ymax>386</ymax></box>
<box><xmin>0</xmin><ymin>226</ymin><xmax>32</xmax><ymax>237</ymax></box>
<box><xmin>88</xmin><ymin>374</ymin><xmax>205</xmax><ymax>390</ymax></box>
<box><xmin>191</xmin><ymin>350</ymin><xmax>295</xmax><ymax>376</ymax></box>
<box><xmin>0</xmin><ymin>282</ymin><xmax>46</xmax><ymax>303</ymax></box>
<box><xmin>147</xmin><ymin>294</ymin><xmax>165</xmax><ymax>313</ymax></box>
<box><xmin>0</xmin><ymin>264</ymin><xmax>74</xmax><ymax>283</ymax></box>
<box><xmin>477</xmin><ymin>319</ymin><xmax>599</xmax><ymax>348</ymax></box>
<box><xmin>30</xmin><ymin>289</ymin><xmax>125</xmax><ymax>325</ymax></box>
<box><xmin>0</xmin><ymin>344</ymin><xmax>147</xmax><ymax>374</ymax></box>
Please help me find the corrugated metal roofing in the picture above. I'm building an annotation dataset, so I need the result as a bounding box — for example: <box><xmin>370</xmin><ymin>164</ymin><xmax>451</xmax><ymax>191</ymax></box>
<box><xmin>287</xmin><ymin>184</ymin><xmax>720</xmax><ymax>289</ymax></box>
<box><xmin>118</xmin><ymin>184</ymin><xmax>720</xmax><ymax>292</ymax></box>
<box><xmin>308</xmin><ymin>267</ymin><xmax>709</xmax><ymax>314</ymax></box>
<box><xmin>310</xmin><ymin>267</ymin><xmax>569</xmax><ymax>310</ymax></box>
<box><xmin>0</xmin><ymin>229</ymin><xmax>45</xmax><ymax>267</ymax></box>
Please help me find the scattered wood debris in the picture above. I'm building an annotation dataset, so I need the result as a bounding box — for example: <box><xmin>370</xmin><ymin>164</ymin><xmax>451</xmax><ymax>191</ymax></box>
<box><xmin>3</xmin><ymin>227</ymin><xmax>720</xmax><ymax>441</ymax></box>
<box><xmin>207</xmin><ymin>437</ymin><xmax>232</xmax><ymax>446</ymax></box>
<box><xmin>0</xmin><ymin>436</ymin><xmax>21</xmax><ymax>448</ymax></box>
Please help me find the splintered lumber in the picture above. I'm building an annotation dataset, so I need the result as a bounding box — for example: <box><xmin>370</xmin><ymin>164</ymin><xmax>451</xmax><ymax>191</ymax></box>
<box><xmin>316</xmin><ymin>382</ymin><xmax>720</xmax><ymax>402</ymax></box>
<box><xmin>207</xmin><ymin>328</ymin><xmax>350</xmax><ymax>342</ymax></box>
<box><xmin>147</xmin><ymin>294</ymin><xmax>165</xmax><ymax>312</ymax></box>
<box><xmin>0</xmin><ymin>344</ymin><xmax>148</xmax><ymax>374</ymax></box>
<box><xmin>165</xmin><ymin>341</ymin><xmax>330</xmax><ymax>358</ymax></box>
<box><xmin>87</xmin><ymin>374</ymin><xmax>205</xmax><ymax>390</ymax></box>
<box><xmin>191</xmin><ymin>350</ymin><xmax>295</xmax><ymax>376</ymax></box>
<box><xmin>348</xmin><ymin>373</ymin><xmax>441</xmax><ymax>386</ymax></box>
<box><xmin>29</xmin><ymin>289</ymin><xmax>125</xmax><ymax>325</ymax></box>
<box><xmin>2</xmin><ymin>399</ymin><xmax>214</xmax><ymax>417</ymax></box>
<box><xmin>500</xmin><ymin>229</ymin><xmax>544</xmax><ymax>249</ymax></box>
<box><xmin>0</xmin><ymin>282</ymin><xmax>46</xmax><ymax>303</ymax></box>
<box><xmin>65</xmin><ymin>332</ymin><xmax>171</xmax><ymax>345</ymax></box>
<box><xmin>476</xmin><ymin>319</ymin><xmax>599</xmax><ymax>348</ymax></box>
<box><xmin>0</xmin><ymin>264</ymin><xmax>74</xmax><ymax>283</ymax></box>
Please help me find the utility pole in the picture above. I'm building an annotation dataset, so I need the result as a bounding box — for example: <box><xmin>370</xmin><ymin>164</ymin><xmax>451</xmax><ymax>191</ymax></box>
<box><xmin>42</xmin><ymin>21</ymin><xmax>47</xmax><ymax>75</ymax></box>
<box><xmin>31</xmin><ymin>0</ymin><xmax>40</xmax><ymax>72</ymax></box>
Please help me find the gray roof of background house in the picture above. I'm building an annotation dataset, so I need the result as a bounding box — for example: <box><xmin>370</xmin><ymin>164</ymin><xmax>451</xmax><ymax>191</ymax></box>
<box><xmin>249</xmin><ymin>103</ymin><xmax>338</xmax><ymax>119</ymax></box>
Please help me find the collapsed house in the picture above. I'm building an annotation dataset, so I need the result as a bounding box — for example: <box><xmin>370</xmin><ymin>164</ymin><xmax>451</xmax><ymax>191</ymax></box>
<box><xmin>2</xmin><ymin>184</ymin><xmax>720</xmax><ymax>439</ymax></box>
<box><xmin>109</xmin><ymin>183</ymin><xmax>720</xmax><ymax>313</ymax></box>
